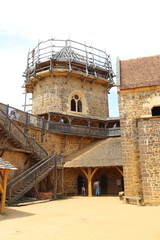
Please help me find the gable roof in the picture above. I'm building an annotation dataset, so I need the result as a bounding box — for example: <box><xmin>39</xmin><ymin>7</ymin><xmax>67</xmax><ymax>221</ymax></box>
<box><xmin>0</xmin><ymin>158</ymin><xmax>17</xmax><ymax>170</ymax></box>
<box><xmin>64</xmin><ymin>137</ymin><xmax>122</xmax><ymax>168</ymax></box>
<box><xmin>120</xmin><ymin>55</ymin><xmax>160</xmax><ymax>89</ymax></box>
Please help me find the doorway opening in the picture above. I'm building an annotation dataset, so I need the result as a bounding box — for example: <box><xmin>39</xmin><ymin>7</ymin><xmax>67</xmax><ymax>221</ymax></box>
<box><xmin>100</xmin><ymin>175</ymin><xmax>107</xmax><ymax>195</ymax></box>
<box><xmin>77</xmin><ymin>175</ymin><xmax>85</xmax><ymax>195</ymax></box>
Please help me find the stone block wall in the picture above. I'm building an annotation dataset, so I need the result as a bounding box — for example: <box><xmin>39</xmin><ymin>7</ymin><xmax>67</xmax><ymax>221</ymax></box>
<box><xmin>118</xmin><ymin>55</ymin><xmax>160</xmax><ymax>204</ymax></box>
<box><xmin>64</xmin><ymin>169</ymin><xmax>80</xmax><ymax>195</ymax></box>
<box><xmin>0</xmin><ymin>134</ymin><xmax>30</xmax><ymax>181</ymax></box>
<box><xmin>105</xmin><ymin>168</ymin><xmax>123</xmax><ymax>195</ymax></box>
<box><xmin>138</xmin><ymin>118</ymin><xmax>160</xmax><ymax>205</ymax></box>
<box><xmin>119</xmin><ymin>87</ymin><xmax>160</xmax><ymax>199</ymax></box>
<box><xmin>32</xmin><ymin>75</ymin><xmax>109</xmax><ymax>118</ymax></box>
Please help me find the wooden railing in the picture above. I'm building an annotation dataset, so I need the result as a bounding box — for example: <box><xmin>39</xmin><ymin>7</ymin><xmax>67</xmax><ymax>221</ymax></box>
<box><xmin>7</xmin><ymin>156</ymin><xmax>54</xmax><ymax>201</ymax></box>
<box><xmin>0</xmin><ymin>102</ymin><xmax>120</xmax><ymax>139</ymax></box>
<box><xmin>0</xmin><ymin>108</ymin><xmax>48</xmax><ymax>159</ymax></box>
<box><xmin>7</xmin><ymin>153</ymin><xmax>63</xmax><ymax>202</ymax></box>
<box><xmin>49</xmin><ymin>122</ymin><xmax>121</xmax><ymax>138</ymax></box>
<box><xmin>0</xmin><ymin>102</ymin><xmax>47</xmax><ymax>130</ymax></box>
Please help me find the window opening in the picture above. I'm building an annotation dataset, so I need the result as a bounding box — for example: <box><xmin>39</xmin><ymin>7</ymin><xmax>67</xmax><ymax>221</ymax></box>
<box><xmin>78</xmin><ymin>100</ymin><xmax>82</xmax><ymax>112</ymax></box>
<box><xmin>71</xmin><ymin>94</ymin><xmax>83</xmax><ymax>112</ymax></box>
<box><xmin>152</xmin><ymin>106</ymin><xmax>160</xmax><ymax>116</ymax></box>
<box><xmin>71</xmin><ymin>99</ymin><xmax>76</xmax><ymax>111</ymax></box>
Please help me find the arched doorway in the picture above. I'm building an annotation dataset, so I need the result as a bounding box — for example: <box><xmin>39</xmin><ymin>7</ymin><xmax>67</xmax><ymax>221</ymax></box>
<box><xmin>100</xmin><ymin>175</ymin><xmax>107</xmax><ymax>195</ymax></box>
<box><xmin>77</xmin><ymin>175</ymin><xmax>85</xmax><ymax>195</ymax></box>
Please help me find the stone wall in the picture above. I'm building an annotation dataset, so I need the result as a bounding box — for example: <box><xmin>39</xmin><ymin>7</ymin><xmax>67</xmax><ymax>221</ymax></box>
<box><xmin>64</xmin><ymin>169</ymin><xmax>80</xmax><ymax>195</ymax></box>
<box><xmin>138</xmin><ymin>118</ymin><xmax>160</xmax><ymax>205</ymax></box>
<box><xmin>32</xmin><ymin>75</ymin><xmax>109</xmax><ymax>118</ymax></box>
<box><xmin>119</xmin><ymin>87</ymin><xmax>160</xmax><ymax>199</ymax></box>
<box><xmin>118</xmin><ymin>58</ymin><xmax>160</xmax><ymax>204</ymax></box>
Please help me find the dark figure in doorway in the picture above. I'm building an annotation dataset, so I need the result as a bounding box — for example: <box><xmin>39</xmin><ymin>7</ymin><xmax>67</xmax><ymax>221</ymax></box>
<box><xmin>81</xmin><ymin>181</ymin><xmax>86</xmax><ymax>196</ymax></box>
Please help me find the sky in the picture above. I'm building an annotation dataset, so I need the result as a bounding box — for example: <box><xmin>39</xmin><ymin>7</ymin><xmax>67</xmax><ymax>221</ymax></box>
<box><xmin>0</xmin><ymin>0</ymin><xmax>160</xmax><ymax>117</ymax></box>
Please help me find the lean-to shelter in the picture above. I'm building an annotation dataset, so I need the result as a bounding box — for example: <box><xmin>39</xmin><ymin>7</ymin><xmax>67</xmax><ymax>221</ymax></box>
<box><xmin>0</xmin><ymin>158</ymin><xmax>17</xmax><ymax>214</ymax></box>
<box><xmin>64</xmin><ymin>137</ymin><xmax>122</xmax><ymax>196</ymax></box>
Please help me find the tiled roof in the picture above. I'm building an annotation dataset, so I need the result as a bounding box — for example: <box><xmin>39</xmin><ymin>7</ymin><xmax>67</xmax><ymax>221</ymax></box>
<box><xmin>64</xmin><ymin>137</ymin><xmax>122</xmax><ymax>168</ymax></box>
<box><xmin>120</xmin><ymin>55</ymin><xmax>160</xmax><ymax>89</ymax></box>
<box><xmin>0</xmin><ymin>158</ymin><xmax>17</xmax><ymax>170</ymax></box>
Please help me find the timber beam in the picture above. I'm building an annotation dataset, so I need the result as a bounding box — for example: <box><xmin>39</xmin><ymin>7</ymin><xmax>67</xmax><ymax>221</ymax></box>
<box><xmin>0</xmin><ymin>146</ymin><xmax>32</xmax><ymax>154</ymax></box>
<box><xmin>80</xmin><ymin>167</ymin><xmax>98</xmax><ymax>197</ymax></box>
<box><xmin>0</xmin><ymin>169</ymin><xmax>9</xmax><ymax>214</ymax></box>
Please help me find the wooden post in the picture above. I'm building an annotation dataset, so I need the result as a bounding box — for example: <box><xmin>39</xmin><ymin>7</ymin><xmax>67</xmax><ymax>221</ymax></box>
<box><xmin>24</xmin><ymin>112</ymin><xmax>29</xmax><ymax>135</ymax></box>
<box><xmin>88</xmin><ymin>168</ymin><xmax>92</xmax><ymax>197</ymax></box>
<box><xmin>0</xmin><ymin>170</ymin><xmax>8</xmax><ymax>214</ymax></box>
<box><xmin>53</xmin><ymin>153</ymin><xmax>57</xmax><ymax>199</ymax></box>
<box><xmin>61</xmin><ymin>155</ymin><xmax>64</xmax><ymax>196</ymax></box>
<box><xmin>80</xmin><ymin>167</ymin><xmax>98</xmax><ymax>197</ymax></box>
<box><xmin>41</xmin><ymin>117</ymin><xmax>45</xmax><ymax>142</ymax></box>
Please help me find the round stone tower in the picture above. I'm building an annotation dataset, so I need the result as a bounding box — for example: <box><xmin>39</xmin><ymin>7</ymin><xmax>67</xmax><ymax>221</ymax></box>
<box><xmin>23</xmin><ymin>39</ymin><xmax>115</xmax><ymax>119</ymax></box>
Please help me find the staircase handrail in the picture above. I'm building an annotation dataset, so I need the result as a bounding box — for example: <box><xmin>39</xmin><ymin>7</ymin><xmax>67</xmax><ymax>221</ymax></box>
<box><xmin>0</xmin><ymin>108</ymin><xmax>48</xmax><ymax>158</ymax></box>
<box><xmin>7</xmin><ymin>156</ymin><xmax>50</xmax><ymax>187</ymax></box>
<box><xmin>7</xmin><ymin>155</ymin><xmax>55</xmax><ymax>200</ymax></box>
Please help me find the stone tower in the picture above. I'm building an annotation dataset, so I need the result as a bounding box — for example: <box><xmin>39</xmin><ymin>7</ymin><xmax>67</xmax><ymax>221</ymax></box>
<box><xmin>22</xmin><ymin>39</ymin><xmax>119</xmax><ymax>197</ymax></box>
<box><xmin>117</xmin><ymin>55</ymin><xmax>160</xmax><ymax>205</ymax></box>
<box><xmin>24</xmin><ymin>39</ymin><xmax>115</xmax><ymax>119</ymax></box>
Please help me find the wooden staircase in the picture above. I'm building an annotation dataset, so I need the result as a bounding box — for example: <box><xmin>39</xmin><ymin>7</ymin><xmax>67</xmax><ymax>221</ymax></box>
<box><xmin>0</xmin><ymin>108</ymin><xmax>55</xmax><ymax>202</ymax></box>
<box><xmin>0</xmin><ymin>109</ymin><xmax>48</xmax><ymax>161</ymax></box>
<box><xmin>7</xmin><ymin>156</ymin><xmax>55</xmax><ymax>202</ymax></box>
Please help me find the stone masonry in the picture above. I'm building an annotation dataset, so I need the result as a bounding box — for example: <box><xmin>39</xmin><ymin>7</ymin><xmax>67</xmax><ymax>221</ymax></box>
<box><xmin>32</xmin><ymin>75</ymin><xmax>109</xmax><ymax>118</ymax></box>
<box><xmin>117</xmin><ymin>55</ymin><xmax>160</xmax><ymax>205</ymax></box>
<box><xmin>138</xmin><ymin>118</ymin><xmax>160</xmax><ymax>205</ymax></box>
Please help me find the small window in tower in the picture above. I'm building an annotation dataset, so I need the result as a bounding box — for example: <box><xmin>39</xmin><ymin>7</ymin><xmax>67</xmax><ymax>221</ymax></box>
<box><xmin>151</xmin><ymin>106</ymin><xmax>160</xmax><ymax>116</ymax></box>
<box><xmin>70</xmin><ymin>94</ymin><xmax>83</xmax><ymax>113</ymax></box>
<box><xmin>78</xmin><ymin>100</ymin><xmax>82</xmax><ymax>112</ymax></box>
<box><xmin>71</xmin><ymin>99</ymin><xmax>76</xmax><ymax>111</ymax></box>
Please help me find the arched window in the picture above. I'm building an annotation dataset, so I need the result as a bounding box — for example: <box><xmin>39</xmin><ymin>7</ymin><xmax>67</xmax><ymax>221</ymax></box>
<box><xmin>78</xmin><ymin>100</ymin><xmax>82</xmax><ymax>112</ymax></box>
<box><xmin>71</xmin><ymin>99</ymin><xmax>76</xmax><ymax>111</ymax></box>
<box><xmin>71</xmin><ymin>94</ymin><xmax>82</xmax><ymax>112</ymax></box>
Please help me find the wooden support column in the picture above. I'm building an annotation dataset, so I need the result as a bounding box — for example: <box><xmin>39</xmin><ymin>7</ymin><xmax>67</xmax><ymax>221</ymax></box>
<box><xmin>53</xmin><ymin>153</ymin><xmax>57</xmax><ymax>199</ymax></box>
<box><xmin>24</xmin><ymin>112</ymin><xmax>29</xmax><ymax>135</ymax></box>
<box><xmin>80</xmin><ymin>167</ymin><xmax>98</xmax><ymax>197</ymax></box>
<box><xmin>61</xmin><ymin>157</ymin><xmax>64</xmax><ymax>196</ymax></box>
<box><xmin>0</xmin><ymin>169</ymin><xmax>8</xmax><ymax>214</ymax></box>
<box><xmin>88</xmin><ymin>168</ymin><xmax>92</xmax><ymax>196</ymax></box>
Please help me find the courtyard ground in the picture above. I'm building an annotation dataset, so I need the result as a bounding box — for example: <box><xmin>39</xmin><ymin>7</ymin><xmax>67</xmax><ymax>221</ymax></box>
<box><xmin>0</xmin><ymin>196</ymin><xmax>160</xmax><ymax>240</ymax></box>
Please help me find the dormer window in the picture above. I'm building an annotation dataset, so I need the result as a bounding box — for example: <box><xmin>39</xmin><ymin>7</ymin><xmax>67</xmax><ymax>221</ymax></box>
<box><xmin>71</xmin><ymin>94</ymin><xmax>82</xmax><ymax>112</ymax></box>
<box><xmin>151</xmin><ymin>106</ymin><xmax>160</xmax><ymax>116</ymax></box>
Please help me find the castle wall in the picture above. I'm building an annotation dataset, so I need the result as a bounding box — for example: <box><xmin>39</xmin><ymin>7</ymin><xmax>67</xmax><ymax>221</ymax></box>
<box><xmin>138</xmin><ymin>118</ymin><xmax>160</xmax><ymax>205</ymax></box>
<box><xmin>119</xmin><ymin>88</ymin><xmax>160</xmax><ymax>201</ymax></box>
<box><xmin>118</xmin><ymin>55</ymin><xmax>160</xmax><ymax>205</ymax></box>
<box><xmin>0</xmin><ymin>134</ymin><xmax>30</xmax><ymax>181</ymax></box>
<box><xmin>32</xmin><ymin>75</ymin><xmax>109</xmax><ymax>118</ymax></box>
